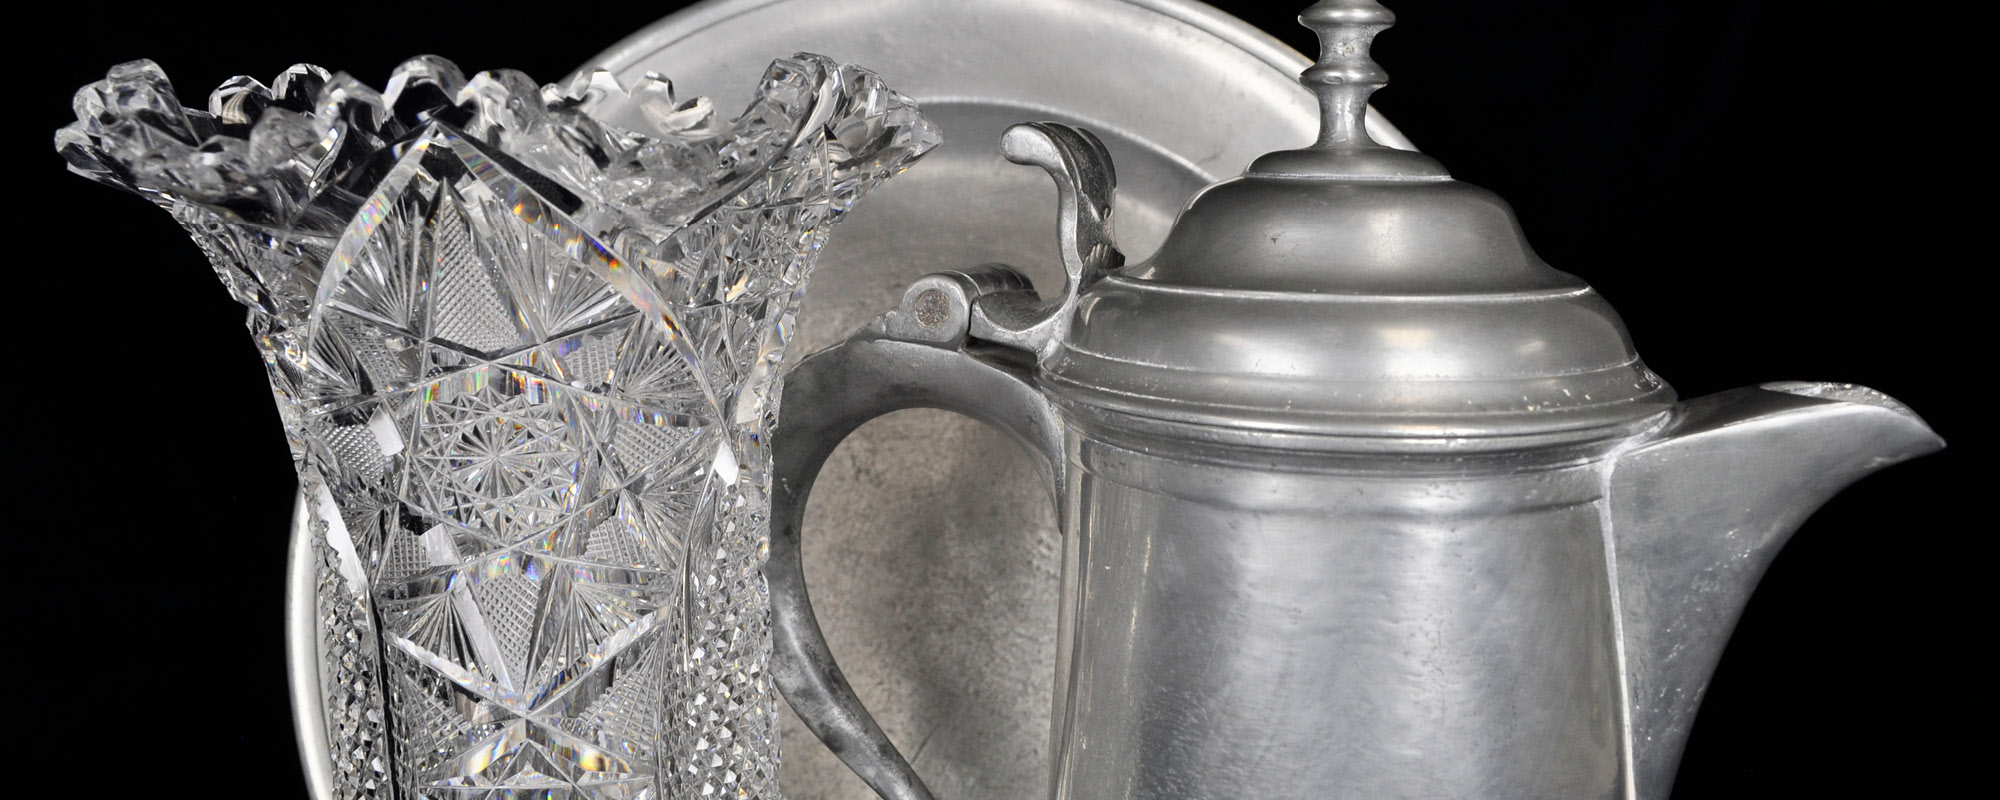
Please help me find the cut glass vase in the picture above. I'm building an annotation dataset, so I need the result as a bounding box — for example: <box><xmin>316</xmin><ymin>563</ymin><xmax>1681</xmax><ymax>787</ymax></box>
<box><xmin>58</xmin><ymin>53</ymin><xmax>939</xmax><ymax>799</ymax></box>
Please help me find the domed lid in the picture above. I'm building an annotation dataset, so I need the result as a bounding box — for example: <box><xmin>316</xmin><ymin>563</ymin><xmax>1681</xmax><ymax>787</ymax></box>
<box><xmin>1042</xmin><ymin>0</ymin><xmax>1674</xmax><ymax>448</ymax></box>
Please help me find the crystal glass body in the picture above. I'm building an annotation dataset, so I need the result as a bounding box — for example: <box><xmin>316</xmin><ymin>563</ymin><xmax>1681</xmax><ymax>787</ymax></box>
<box><xmin>60</xmin><ymin>55</ymin><xmax>936</xmax><ymax>799</ymax></box>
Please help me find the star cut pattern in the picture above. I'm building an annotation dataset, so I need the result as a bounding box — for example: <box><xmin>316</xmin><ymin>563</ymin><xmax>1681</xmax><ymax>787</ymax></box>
<box><xmin>61</xmin><ymin>53</ymin><xmax>938</xmax><ymax>800</ymax></box>
<box><xmin>306</xmin><ymin>126</ymin><xmax>738</xmax><ymax>799</ymax></box>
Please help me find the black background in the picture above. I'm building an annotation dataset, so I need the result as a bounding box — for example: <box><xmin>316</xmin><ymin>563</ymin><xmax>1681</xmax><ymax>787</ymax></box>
<box><xmin>8</xmin><ymin>1</ymin><xmax>1975</xmax><ymax>796</ymax></box>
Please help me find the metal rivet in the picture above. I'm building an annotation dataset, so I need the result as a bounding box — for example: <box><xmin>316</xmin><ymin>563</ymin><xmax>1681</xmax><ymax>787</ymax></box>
<box><xmin>913</xmin><ymin>288</ymin><xmax>951</xmax><ymax>327</ymax></box>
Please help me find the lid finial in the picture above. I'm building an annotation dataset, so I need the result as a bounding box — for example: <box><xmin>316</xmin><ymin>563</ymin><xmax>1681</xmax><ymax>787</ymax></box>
<box><xmin>1249</xmin><ymin>0</ymin><xmax>1445</xmax><ymax>178</ymax></box>
<box><xmin>1301</xmin><ymin>0</ymin><xmax>1394</xmax><ymax>149</ymax></box>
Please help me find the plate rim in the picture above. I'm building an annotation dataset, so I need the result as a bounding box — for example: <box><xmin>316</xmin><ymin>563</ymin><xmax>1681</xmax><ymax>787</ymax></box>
<box><xmin>575</xmin><ymin>0</ymin><xmax>1413</xmax><ymax>154</ymax></box>
<box><xmin>581</xmin><ymin>0</ymin><xmax>1311</xmax><ymax>81</ymax></box>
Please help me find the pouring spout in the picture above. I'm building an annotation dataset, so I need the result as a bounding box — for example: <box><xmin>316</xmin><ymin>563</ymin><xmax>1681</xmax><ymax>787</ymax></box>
<box><xmin>1605</xmin><ymin>381</ymin><xmax>1942</xmax><ymax>799</ymax></box>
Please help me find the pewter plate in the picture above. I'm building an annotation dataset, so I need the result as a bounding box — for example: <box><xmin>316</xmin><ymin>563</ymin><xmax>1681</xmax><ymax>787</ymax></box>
<box><xmin>288</xmin><ymin>1</ymin><xmax>1410</xmax><ymax>797</ymax></box>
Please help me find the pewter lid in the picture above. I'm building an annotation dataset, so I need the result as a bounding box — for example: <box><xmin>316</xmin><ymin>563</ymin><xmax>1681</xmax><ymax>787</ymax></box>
<box><xmin>1043</xmin><ymin>0</ymin><xmax>1674</xmax><ymax>446</ymax></box>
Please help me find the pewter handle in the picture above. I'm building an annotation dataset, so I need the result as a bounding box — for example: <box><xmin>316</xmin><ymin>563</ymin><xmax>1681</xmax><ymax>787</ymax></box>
<box><xmin>767</xmin><ymin>123</ymin><xmax>1115</xmax><ymax>798</ymax></box>
<box><xmin>768</xmin><ymin>335</ymin><xmax>1064</xmax><ymax>800</ymax></box>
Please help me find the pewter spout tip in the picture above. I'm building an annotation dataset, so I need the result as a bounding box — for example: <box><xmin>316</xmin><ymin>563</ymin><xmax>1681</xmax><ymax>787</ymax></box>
<box><xmin>1760</xmin><ymin>380</ymin><xmax>1946</xmax><ymax>455</ymax></box>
